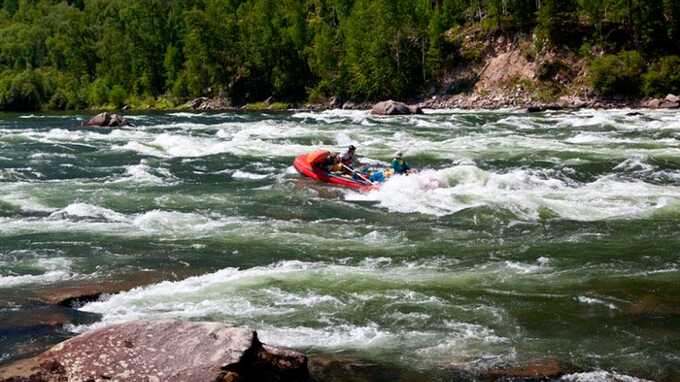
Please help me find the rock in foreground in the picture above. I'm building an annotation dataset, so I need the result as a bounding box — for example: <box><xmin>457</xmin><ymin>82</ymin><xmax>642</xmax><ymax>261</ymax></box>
<box><xmin>371</xmin><ymin>100</ymin><xmax>423</xmax><ymax>115</ymax></box>
<box><xmin>0</xmin><ymin>320</ymin><xmax>309</xmax><ymax>382</ymax></box>
<box><xmin>81</xmin><ymin>112</ymin><xmax>133</xmax><ymax>127</ymax></box>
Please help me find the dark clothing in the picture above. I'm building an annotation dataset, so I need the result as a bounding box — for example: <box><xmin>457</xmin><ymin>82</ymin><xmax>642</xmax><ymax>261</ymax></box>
<box><xmin>321</xmin><ymin>155</ymin><xmax>338</xmax><ymax>172</ymax></box>
<box><xmin>341</xmin><ymin>151</ymin><xmax>356</xmax><ymax>167</ymax></box>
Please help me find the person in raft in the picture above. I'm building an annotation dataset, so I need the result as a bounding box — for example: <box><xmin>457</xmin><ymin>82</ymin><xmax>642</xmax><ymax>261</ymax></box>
<box><xmin>310</xmin><ymin>150</ymin><xmax>342</xmax><ymax>173</ymax></box>
<box><xmin>341</xmin><ymin>145</ymin><xmax>357</xmax><ymax>167</ymax></box>
<box><xmin>391</xmin><ymin>151</ymin><xmax>412</xmax><ymax>174</ymax></box>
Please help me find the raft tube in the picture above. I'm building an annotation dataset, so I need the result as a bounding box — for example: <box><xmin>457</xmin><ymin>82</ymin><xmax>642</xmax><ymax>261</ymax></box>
<box><xmin>293</xmin><ymin>151</ymin><xmax>378</xmax><ymax>192</ymax></box>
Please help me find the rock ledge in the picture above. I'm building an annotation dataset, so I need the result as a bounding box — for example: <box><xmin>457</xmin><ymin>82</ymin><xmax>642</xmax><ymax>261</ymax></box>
<box><xmin>0</xmin><ymin>320</ymin><xmax>309</xmax><ymax>382</ymax></box>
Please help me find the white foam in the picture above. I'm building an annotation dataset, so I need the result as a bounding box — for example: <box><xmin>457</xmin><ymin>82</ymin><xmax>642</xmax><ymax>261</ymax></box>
<box><xmin>232</xmin><ymin>170</ymin><xmax>268</xmax><ymax>180</ymax></box>
<box><xmin>0</xmin><ymin>258</ymin><xmax>73</xmax><ymax>287</ymax></box>
<box><xmin>575</xmin><ymin>296</ymin><xmax>618</xmax><ymax>310</ymax></box>
<box><xmin>560</xmin><ymin>371</ymin><xmax>653</xmax><ymax>382</ymax></box>
<box><xmin>292</xmin><ymin>109</ymin><xmax>370</xmax><ymax>124</ymax></box>
<box><xmin>168</xmin><ymin>112</ymin><xmax>206</xmax><ymax>118</ymax></box>
<box><xmin>49</xmin><ymin>203</ymin><xmax>128</xmax><ymax>222</ymax></box>
<box><xmin>346</xmin><ymin>164</ymin><xmax>680</xmax><ymax>220</ymax></box>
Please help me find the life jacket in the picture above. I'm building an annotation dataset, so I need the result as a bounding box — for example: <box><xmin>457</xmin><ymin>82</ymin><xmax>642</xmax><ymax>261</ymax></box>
<box><xmin>392</xmin><ymin>159</ymin><xmax>410</xmax><ymax>174</ymax></box>
<box><xmin>307</xmin><ymin>150</ymin><xmax>331</xmax><ymax>166</ymax></box>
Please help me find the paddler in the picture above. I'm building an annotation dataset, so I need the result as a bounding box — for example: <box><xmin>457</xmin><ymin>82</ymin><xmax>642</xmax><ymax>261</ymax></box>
<box><xmin>308</xmin><ymin>150</ymin><xmax>341</xmax><ymax>173</ymax></box>
<box><xmin>391</xmin><ymin>151</ymin><xmax>412</xmax><ymax>174</ymax></box>
<box><xmin>322</xmin><ymin>152</ymin><xmax>341</xmax><ymax>172</ymax></box>
<box><xmin>340</xmin><ymin>145</ymin><xmax>360</xmax><ymax>174</ymax></box>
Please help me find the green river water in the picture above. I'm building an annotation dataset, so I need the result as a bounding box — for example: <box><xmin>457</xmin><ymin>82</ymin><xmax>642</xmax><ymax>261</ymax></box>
<box><xmin>0</xmin><ymin>109</ymin><xmax>679</xmax><ymax>381</ymax></box>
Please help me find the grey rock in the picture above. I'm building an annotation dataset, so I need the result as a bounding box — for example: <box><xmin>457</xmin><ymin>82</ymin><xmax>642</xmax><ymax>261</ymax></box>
<box><xmin>0</xmin><ymin>320</ymin><xmax>309</xmax><ymax>382</ymax></box>
<box><xmin>665</xmin><ymin>94</ymin><xmax>679</xmax><ymax>103</ymax></box>
<box><xmin>341</xmin><ymin>101</ymin><xmax>356</xmax><ymax>109</ymax></box>
<box><xmin>370</xmin><ymin>100</ymin><xmax>423</xmax><ymax>115</ymax></box>
<box><xmin>642</xmin><ymin>98</ymin><xmax>662</xmax><ymax>108</ymax></box>
<box><xmin>328</xmin><ymin>96</ymin><xmax>342</xmax><ymax>109</ymax></box>
<box><xmin>81</xmin><ymin>112</ymin><xmax>133</xmax><ymax>127</ymax></box>
<box><xmin>189</xmin><ymin>97</ymin><xmax>209</xmax><ymax>109</ymax></box>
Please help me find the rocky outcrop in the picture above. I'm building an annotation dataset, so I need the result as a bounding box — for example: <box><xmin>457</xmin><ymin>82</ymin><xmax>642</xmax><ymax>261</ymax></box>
<box><xmin>641</xmin><ymin>94</ymin><xmax>680</xmax><ymax>109</ymax></box>
<box><xmin>0</xmin><ymin>321</ymin><xmax>309</xmax><ymax>382</ymax></box>
<box><xmin>81</xmin><ymin>112</ymin><xmax>133</xmax><ymax>127</ymax></box>
<box><xmin>371</xmin><ymin>100</ymin><xmax>423</xmax><ymax>115</ymax></box>
<box><xmin>187</xmin><ymin>97</ymin><xmax>229</xmax><ymax>111</ymax></box>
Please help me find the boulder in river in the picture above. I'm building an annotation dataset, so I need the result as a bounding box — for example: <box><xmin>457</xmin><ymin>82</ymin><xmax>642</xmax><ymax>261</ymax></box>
<box><xmin>371</xmin><ymin>100</ymin><xmax>423</xmax><ymax>115</ymax></box>
<box><xmin>81</xmin><ymin>112</ymin><xmax>133</xmax><ymax>127</ymax></box>
<box><xmin>0</xmin><ymin>320</ymin><xmax>310</xmax><ymax>382</ymax></box>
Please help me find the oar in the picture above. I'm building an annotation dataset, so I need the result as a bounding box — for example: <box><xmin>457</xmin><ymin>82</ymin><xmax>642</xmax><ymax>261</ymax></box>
<box><xmin>341</xmin><ymin>164</ymin><xmax>374</xmax><ymax>185</ymax></box>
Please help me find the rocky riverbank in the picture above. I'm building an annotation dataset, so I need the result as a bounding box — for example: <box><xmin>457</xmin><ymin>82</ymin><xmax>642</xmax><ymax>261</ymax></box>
<box><xmin>181</xmin><ymin>92</ymin><xmax>680</xmax><ymax>114</ymax></box>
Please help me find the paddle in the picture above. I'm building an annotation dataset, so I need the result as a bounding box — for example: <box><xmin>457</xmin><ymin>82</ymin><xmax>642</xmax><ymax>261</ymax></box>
<box><xmin>341</xmin><ymin>163</ymin><xmax>375</xmax><ymax>185</ymax></box>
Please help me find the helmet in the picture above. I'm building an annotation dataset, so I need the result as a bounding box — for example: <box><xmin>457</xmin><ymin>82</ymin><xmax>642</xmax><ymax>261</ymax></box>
<box><xmin>348</xmin><ymin>145</ymin><xmax>356</xmax><ymax>151</ymax></box>
<box><xmin>395</xmin><ymin>151</ymin><xmax>403</xmax><ymax>158</ymax></box>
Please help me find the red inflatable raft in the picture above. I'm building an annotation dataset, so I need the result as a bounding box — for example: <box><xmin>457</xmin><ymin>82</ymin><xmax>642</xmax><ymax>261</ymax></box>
<box><xmin>293</xmin><ymin>150</ymin><xmax>378</xmax><ymax>192</ymax></box>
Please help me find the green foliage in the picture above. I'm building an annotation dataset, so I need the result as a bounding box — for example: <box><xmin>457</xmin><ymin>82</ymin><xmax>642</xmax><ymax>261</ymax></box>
<box><xmin>0</xmin><ymin>69</ymin><xmax>47</xmax><ymax>110</ymax></box>
<box><xmin>537</xmin><ymin>0</ymin><xmax>578</xmax><ymax>46</ymax></box>
<box><xmin>589</xmin><ymin>51</ymin><xmax>646</xmax><ymax>96</ymax></box>
<box><xmin>108</xmin><ymin>85</ymin><xmax>127</xmax><ymax>108</ymax></box>
<box><xmin>642</xmin><ymin>56</ymin><xmax>680</xmax><ymax>97</ymax></box>
<box><xmin>0</xmin><ymin>0</ymin><xmax>678</xmax><ymax>110</ymax></box>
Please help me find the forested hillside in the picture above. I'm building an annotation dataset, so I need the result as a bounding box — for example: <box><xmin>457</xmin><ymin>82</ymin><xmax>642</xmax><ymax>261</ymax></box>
<box><xmin>0</xmin><ymin>0</ymin><xmax>679</xmax><ymax>110</ymax></box>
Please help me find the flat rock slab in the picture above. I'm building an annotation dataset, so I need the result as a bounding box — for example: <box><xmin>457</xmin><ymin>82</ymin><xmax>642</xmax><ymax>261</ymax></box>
<box><xmin>33</xmin><ymin>270</ymin><xmax>198</xmax><ymax>306</ymax></box>
<box><xmin>0</xmin><ymin>320</ymin><xmax>309</xmax><ymax>382</ymax></box>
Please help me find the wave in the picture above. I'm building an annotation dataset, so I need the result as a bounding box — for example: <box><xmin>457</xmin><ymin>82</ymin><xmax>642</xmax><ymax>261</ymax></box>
<box><xmin>559</xmin><ymin>371</ymin><xmax>653</xmax><ymax>382</ymax></box>
<box><xmin>346</xmin><ymin>164</ymin><xmax>680</xmax><ymax>220</ymax></box>
<box><xmin>231</xmin><ymin>170</ymin><xmax>269</xmax><ymax>180</ymax></box>
<box><xmin>49</xmin><ymin>203</ymin><xmax>128</xmax><ymax>222</ymax></box>
<box><xmin>0</xmin><ymin>257</ymin><xmax>73</xmax><ymax>288</ymax></box>
<box><xmin>69</xmin><ymin>259</ymin><xmax>514</xmax><ymax>364</ymax></box>
<box><xmin>291</xmin><ymin>109</ymin><xmax>370</xmax><ymax>124</ymax></box>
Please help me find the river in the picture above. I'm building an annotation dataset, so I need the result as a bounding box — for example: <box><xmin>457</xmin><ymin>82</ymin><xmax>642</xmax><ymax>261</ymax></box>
<box><xmin>1</xmin><ymin>109</ymin><xmax>679</xmax><ymax>381</ymax></box>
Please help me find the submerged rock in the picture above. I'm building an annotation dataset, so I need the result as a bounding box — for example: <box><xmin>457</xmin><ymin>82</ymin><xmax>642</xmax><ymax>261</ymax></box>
<box><xmin>81</xmin><ymin>112</ymin><xmax>133</xmax><ymax>127</ymax></box>
<box><xmin>485</xmin><ymin>357</ymin><xmax>573</xmax><ymax>380</ymax></box>
<box><xmin>34</xmin><ymin>271</ymin><xmax>195</xmax><ymax>306</ymax></box>
<box><xmin>371</xmin><ymin>100</ymin><xmax>423</xmax><ymax>115</ymax></box>
<box><xmin>0</xmin><ymin>320</ymin><xmax>309</xmax><ymax>382</ymax></box>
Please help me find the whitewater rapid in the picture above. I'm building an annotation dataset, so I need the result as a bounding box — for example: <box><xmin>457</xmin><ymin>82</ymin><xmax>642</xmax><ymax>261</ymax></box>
<box><xmin>1</xmin><ymin>108</ymin><xmax>679</xmax><ymax>380</ymax></box>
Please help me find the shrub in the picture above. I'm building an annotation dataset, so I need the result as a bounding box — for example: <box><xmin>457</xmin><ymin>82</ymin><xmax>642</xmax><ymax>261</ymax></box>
<box><xmin>642</xmin><ymin>56</ymin><xmax>680</xmax><ymax>97</ymax></box>
<box><xmin>589</xmin><ymin>51</ymin><xmax>646</xmax><ymax>97</ymax></box>
<box><xmin>88</xmin><ymin>79</ymin><xmax>110</xmax><ymax>107</ymax></box>
<box><xmin>537</xmin><ymin>59</ymin><xmax>571</xmax><ymax>82</ymax></box>
<box><xmin>108</xmin><ymin>85</ymin><xmax>127</xmax><ymax>109</ymax></box>
<box><xmin>0</xmin><ymin>70</ymin><xmax>47</xmax><ymax>110</ymax></box>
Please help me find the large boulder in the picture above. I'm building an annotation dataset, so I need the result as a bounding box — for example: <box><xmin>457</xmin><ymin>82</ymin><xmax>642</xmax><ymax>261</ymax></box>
<box><xmin>0</xmin><ymin>320</ymin><xmax>309</xmax><ymax>382</ymax></box>
<box><xmin>641</xmin><ymin>98</ymin><xmax>661</xmax><ymax>108</ymax></box>
<box><xmin>371</xmin><ymin>100</ymin><xmax>423</xmax><ymax>115</ymax></box>
<box><xmin>81</xmin><ymin>112</ymin><xmax>133</xmax><ymax>127</ymax></box>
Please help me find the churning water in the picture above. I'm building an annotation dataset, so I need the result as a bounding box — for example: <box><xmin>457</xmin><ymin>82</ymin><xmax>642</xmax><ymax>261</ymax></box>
<box><xmin>1</xmin><ymin>109</ymin><xmax>679</xmax><ymax>380</ymax></box>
